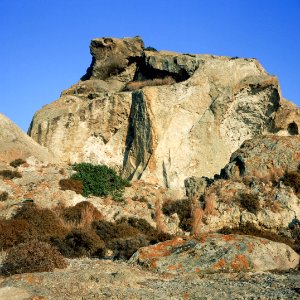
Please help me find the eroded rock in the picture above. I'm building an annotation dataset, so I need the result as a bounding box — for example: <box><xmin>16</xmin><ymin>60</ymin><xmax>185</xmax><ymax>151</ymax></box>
<box><xmin>130</xmin><ymin>234</ymin><xmax>299</xmax><ymax>274</ymax></box>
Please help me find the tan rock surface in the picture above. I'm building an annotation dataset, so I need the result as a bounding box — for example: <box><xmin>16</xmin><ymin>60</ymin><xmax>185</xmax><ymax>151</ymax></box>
<box><xmin>0</xmin><ymin>113</ymin><xmax>55</xmax><ymax>163</ymax></box>
<box><xmin>29</xmin><ymin>37</ymin><xmax>300</xmax><ymax>196</ymax></box>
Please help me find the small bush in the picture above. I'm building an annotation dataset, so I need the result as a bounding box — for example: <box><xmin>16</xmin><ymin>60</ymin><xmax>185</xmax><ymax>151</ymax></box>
<box><xmin>218</xmin><ymin>222</ymin><xmax>297</xmax><ymax>252</ymax></box>
<box><xmin>238</xmin><ymin>193</ymin><xmax>260</xmax><ymax>214</ymax></box>
<box><xmin>116</xmin><ymin>217</ymin><xmax>172</xmax><ymax>244</ymax></box>
<box><xmin>61</xmin><ymin>201</ymin><xmax>103</xmax><ymax>226</ymax></box>
<box><xmin>144</xmin><ymin>46</ymin><xmax>158</xmax><ymax>52</ymax></box>
<box><xmin>71</xmin><ymin>163</ymin><xmax>130</xmax><ymax>200</ymax></box>
<box><xmin>92</xmin><ymin>220</ymin><xmax>141</xmax><ymax>241</ymax></box>
<box><xmin>162</xmin><ymin>199</ymin><xmax>192</xmax><ymax>231</ymax></box>
<box><xmin>282</xmin><ymin>171</ymin><xmax>300</xmax><ymax>195</ymax></box>
<box><xmin>1</xmin><ymin>240</ymin><xmax>68</xmax><ymax>276</ymax></box>
<box><xmin>0</xmin><ymin>170</ymin><xmax>22</xmax><ymax>179</ymax></box>
<box><xmin>13</xmin><ymin>204</ymin><xmax>68</xmax><ymax>242</ymax></box>
<box><xmin>51</xmin><ymin>228</ymin><xmax>105</xmax><ymax>258</ymax></box>
<box><xmin>125</xmin><ymin>76</ymin><xmax>176</xmax><ymax>91</ymax></box>
<box><xmin>0</xmin><ymin>191</ymin><xmax>9</xmax><ymax>201</ymax></box>
<box><xmin>59</xmin><ymin>178</ymin><xmax>83</xmax><ymax>194</ymax></box>
<box><xmin>0</xmin><ymin>219</ymin><xmax>31</xmax><ymax>250</ymax></box>
<box><xmin>107</xmin><ymin>236</ymin><xmax>149</xmax><ymax>260</ymax></box>
<box><xmin>10</xmin><ymin>158</ymin><xmax>26</xmax><ymax>168</ymax></box>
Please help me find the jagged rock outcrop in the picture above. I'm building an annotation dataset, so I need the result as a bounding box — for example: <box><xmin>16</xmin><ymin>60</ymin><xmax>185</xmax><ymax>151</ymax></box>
<box><xmin>130</xmin><ymin>235</ymin><xmax>299</xmax><ymax>273</ymax></box>
<box><xmin>0</xmin><ymin>113</ymin><xmax>55</xmax><ymax>163</ymax></box>
<box><xmin>28</xmin><ymin>36</ymin><xmax>300</xmax><ymax>195</ymax></box>
<box><xmin>185</xmin><ymin>135</ymin><xmax>300</xmax><ymax>236</ymax></box>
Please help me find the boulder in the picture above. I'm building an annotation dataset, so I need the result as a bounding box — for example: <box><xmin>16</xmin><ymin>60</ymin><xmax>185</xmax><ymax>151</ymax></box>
<box><xmin>221</xmin><ymin>135</ymin><xmax>300</xmax><ymax>180</ymax></box>
<box><xmin>0</xmin><ymin>113</ymin><xmax>55</xmax><ymax>163</ymax></box>
<box><xmin>130</xmin><ymin>234</ymin><xmax>299</xmax><ymax>274</ymax></box>
<box><xmin>28</xmin><ymin>36</ymin><xmax>300</xmax><ymax>195</ymax></box>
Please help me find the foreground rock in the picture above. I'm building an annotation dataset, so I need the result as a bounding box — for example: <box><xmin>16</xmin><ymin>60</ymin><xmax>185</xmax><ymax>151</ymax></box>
<box><xmin>131</xmin><ymin>235</ymin><xmax>299</xmax><ymax>274</ymax></box>
<box><xmin>28</xmin><ymin>36</ymin><xmax>300</xmax><ymax>195</ymax></box>
<box><xmin>0</xmin><ymin>113</ymin><xmax>55</xmax><ymax>163</ymax></box>
<box><xmin>0</xmin><ymin>258</ymin><xmax>299</xmax><ymax>300</ymax></box>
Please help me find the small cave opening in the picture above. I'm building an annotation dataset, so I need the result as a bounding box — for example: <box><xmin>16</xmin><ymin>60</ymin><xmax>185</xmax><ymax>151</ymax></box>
<box><xmin>287</xmin><ymin>122</ymin><xmax>299</xmax><ymax>135</ymax></box>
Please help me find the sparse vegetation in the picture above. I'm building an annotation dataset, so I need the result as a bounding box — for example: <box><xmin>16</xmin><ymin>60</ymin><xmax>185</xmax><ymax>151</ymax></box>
<box><xmin>0</xmin><ymin>191</ymin><xmax>9</xmax><ymax>201</ymax></box>
<box><xmin>92</xmin><ymin>217</ymin><xmax>172</xmax><ymax>259</ymax></box>
<box><xmin>125</xmin><ymin>76</ymin><xmax>176</xmax><ymax>91</ymax></box>
<box><xmin>162</xmin><ymin>199</ymin><xmax>192</xmax><ymax>231</ymax></box>
<box><xmin>71</xmin><ymin>163</ymin><xmax>130</xmax><ymax>200</ymax></box>
<box><xmin>59</xmin><ymin>178</ymin><xmax>83</xmax><ymax>194</ymax></box>
<box><xmin>0</xmin><ymin>170</ymin><xmax>22</xmax><ymax>179</ymax></box>
<box><xmin>1</xmin><ymin>240</ymin><xmax>68</xmax><ymax>276</ymax></box>
<box><xmin>10</xmin><ymin>158</ymin><xmax>26</xmax><ymax>168</ymax></box>
<box><xmin>238</xmin><ymin>193</ymin><xmax>260</xmax><ymax>214</ymax></box>
<box><xmin>51</xmin><ymin>228</ymin><xmax>105</xmax><ymax>258</ymax></box>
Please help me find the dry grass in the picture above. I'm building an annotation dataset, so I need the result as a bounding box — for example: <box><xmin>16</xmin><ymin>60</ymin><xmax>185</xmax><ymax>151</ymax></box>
<box><xmin>203</xmin><ymin>193</ymin><xmax>218</xmax><ymax>216</ymax></box>
<box><xmin>125</xmin><ymin>76</ymin><xmax>175</xmax><ymax>91</ymax></box>
<box><xmin>191</xmin><ymin>196</ymin><xmax>204</xmax><ymax>236</ymax></box>
<box><xmin>155</xmin><ymin>197</ymin><xmax>167</xmax><ymax>233</ymax></box>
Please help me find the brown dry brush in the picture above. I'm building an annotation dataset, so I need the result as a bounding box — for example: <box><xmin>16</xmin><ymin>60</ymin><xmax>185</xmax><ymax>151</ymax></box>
<box><xmin>190</xmin><ymin>195</ymin><xmax>204</xmax><ymax>236</ymax></box>
<box><xmin>0</xmin><ymin>170</ymin><xmax>22</xmax><ymax>179</ymax></box>
<box><xmin>9</xmin><ymin>158</ymin><xmax>26</xmax><ymax>168</ymax></box>
<box><xmin>61</xmin><ymin>201</ymin><xmax>103</xmax><ymax>227</ymax></box>
<box><xmin>1</xmin><ymin>240</ymin><xmax>68</xmax><ymax>276</ymax></box>
<box><xmin>125</xmin><ymin>76</ymin><xmax>176</xmax><ymax>91</ymax></box>
<box><xmin>59</xmin><ymin>178</ymin><xmax>83</xmax><ymax>194</ymax></box>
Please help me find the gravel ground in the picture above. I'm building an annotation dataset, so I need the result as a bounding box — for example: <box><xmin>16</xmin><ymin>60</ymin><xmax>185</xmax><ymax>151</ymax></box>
<box><xmin>0</xmin><ymin>258</ymin><xmax>299</xmax><ymax>299</ymax></box>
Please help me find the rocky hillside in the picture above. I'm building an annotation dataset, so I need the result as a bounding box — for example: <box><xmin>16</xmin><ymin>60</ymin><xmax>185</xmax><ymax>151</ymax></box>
<box><xmin>0</xmin><ymin>113</ymin><xmax>55</xmax><ymax>163</ymax></box>
<box><xmin>28</xmin><ymin>36</ymin><xmax>300</xmax><ymax>195</ymax></box>
<box><xmin>1</xmin><ymin>36</ymin><xmax>300</xmax><ymax>299</ymax></box>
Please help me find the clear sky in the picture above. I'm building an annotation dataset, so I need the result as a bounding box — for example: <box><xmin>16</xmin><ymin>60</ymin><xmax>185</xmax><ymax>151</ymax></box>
<box><xmin>0</xmin><ymin>0</ymin><xmax>299</xmax><ymax>132</ymax></box>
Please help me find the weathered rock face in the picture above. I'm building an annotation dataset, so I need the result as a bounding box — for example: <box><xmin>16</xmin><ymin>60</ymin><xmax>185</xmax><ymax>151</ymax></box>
<box><xmin>185</xmin><ymin>135</ymin><xmax>300</xmax><ymax>236</ymax></box>
<box><xmin>28</xmin><ymin>36</ymin><xmax>299</xmax><ymax>195</ymax></box>
<box><xmin>130</xmin><ymin>234</ymin><xmax>299</xmax><ymax>274</ymax></box>
<box><xmin>0</xmin><ymin>113</ymin><xmax>55</xmax><ymax>163</ymax></box>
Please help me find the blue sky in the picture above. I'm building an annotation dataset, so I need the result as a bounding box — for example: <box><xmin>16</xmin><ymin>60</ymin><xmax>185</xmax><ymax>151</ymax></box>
<box><xmin>0</xmin><ymin>0</ymin><xmax>299</xmax><ymax>132</ymax></box>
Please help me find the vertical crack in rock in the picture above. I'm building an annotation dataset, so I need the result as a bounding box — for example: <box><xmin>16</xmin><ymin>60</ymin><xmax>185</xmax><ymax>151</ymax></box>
<box><xmin>123</xmin><ymin>90</ymin><xmax>153</xmax><ymax>180</ymax></box>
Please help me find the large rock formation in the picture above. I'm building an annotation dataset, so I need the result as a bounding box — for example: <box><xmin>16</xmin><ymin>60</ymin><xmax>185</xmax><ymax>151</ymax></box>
<box><xmin>28</xmin><ymin>36</ymin><xmax>299</xmax><ymax>195</ymax></box>
<box><xmin>0</xmin><ymin>113</ymin><xmax>55</xmax><ymax>163</ymax></box>
<box><xmin>130</xmin><ymin>234</ymin><xmax>299</xmax><ymax>274</ymax></box>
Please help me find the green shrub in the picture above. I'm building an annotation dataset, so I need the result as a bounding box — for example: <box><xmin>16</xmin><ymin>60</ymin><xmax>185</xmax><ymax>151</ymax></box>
<box><xmin>71</xmin><ymin>163</ymin><xmax>130</xmax><ymax>200</ymax></box>
<box><xmin>51</xmin><ymin>228</ymin><xmax>105</xmax><ymax>258</ymax></box>
<box><xmin>59</xmin><ymin>178</ymin><xmax>83</xmax><ymax>194</ymax></box>
<box><xmin>10</xmin><ymin>158</ymin><xmax>26</xmax><ymax>168</ymax></box>
<box><xmin>0</xmin><ymin>191</ymin><xmax>9</xmax><ymax>201</ymax></box>
<box><xmin>0</xmin><ymin>170</ymin><xmax>22</xmax><ymax>179</ymax></box>
<box><xmin>1</xmin><ymin>240</ymin><xmax>68</xmax><ymax>276</ymax></box>
<box><xmin>162</xmin><ymin>199</ymin><xmax>192</xmax><ymax>231</ymax></box>
<box><xmin>282</xmin><ymin>171</ymin><xmax>300</xmax><ymax>195</ymax></box>
<box><xmin>238</xmin><ymin>193</ymin><xmax>260</xmax><ymax>214</ymax></box>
